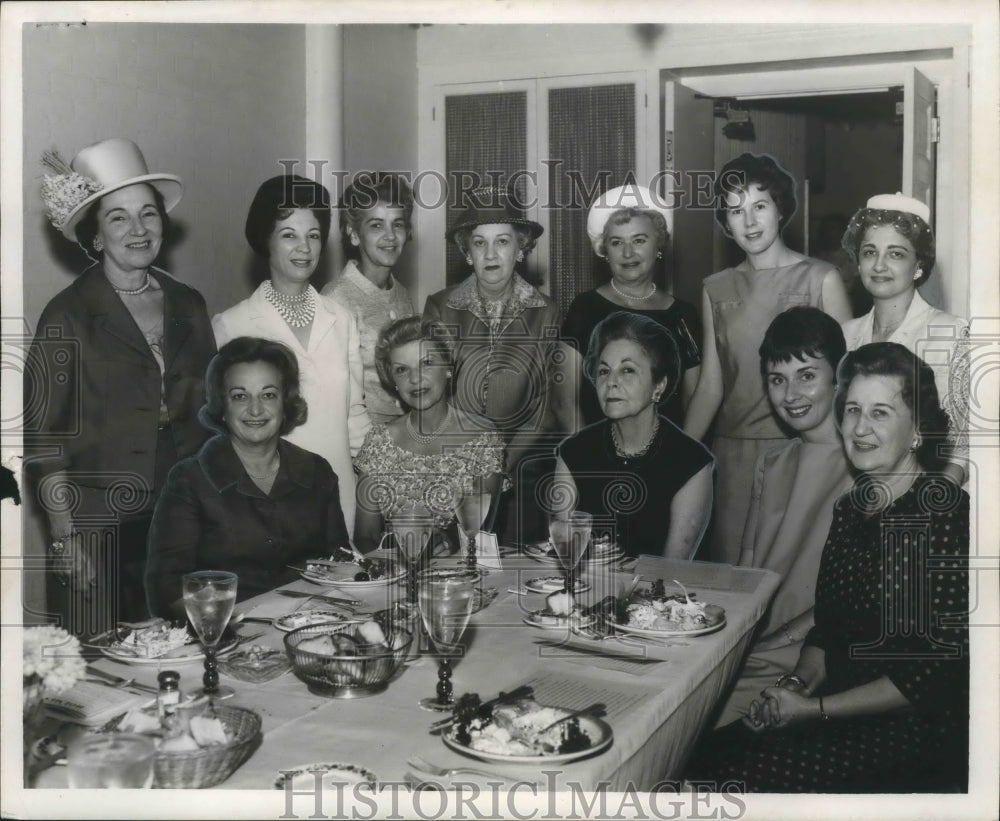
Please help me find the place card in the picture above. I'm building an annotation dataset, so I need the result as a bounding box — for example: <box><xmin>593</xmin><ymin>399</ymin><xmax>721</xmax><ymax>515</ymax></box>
<box><xmin>474</xmin><ymin>531</ymin><xmax>503</xmax><ymax>570</ymax></box>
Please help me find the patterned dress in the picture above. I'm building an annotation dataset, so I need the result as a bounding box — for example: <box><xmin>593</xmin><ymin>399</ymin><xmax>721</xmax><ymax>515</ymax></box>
<box><xmin>686</xmin><ymin>473</ymin><xmax>969</xmax><ymax>792</ymax></box>
<box><xmin>354</xmin><ymin>423</ymin><xmax>506</xmax><ymax>528</ymax></box>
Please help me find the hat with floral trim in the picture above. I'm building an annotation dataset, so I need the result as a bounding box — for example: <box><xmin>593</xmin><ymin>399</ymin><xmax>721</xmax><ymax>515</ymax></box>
<box><xmin>41</xmin><ymin>138</ymin><xmax>182</xmax><ymax>241</ymax></box>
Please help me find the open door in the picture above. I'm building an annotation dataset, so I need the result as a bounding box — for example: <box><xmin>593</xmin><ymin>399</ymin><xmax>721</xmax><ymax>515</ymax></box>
<box><xmin>664</xmin><ymin>78</ymin><xmax>716</xmax><ymax>307</ymax></box>
<box><xmin>903</xmin><ymin>66</ymin><xmax>937</xmax><ymax>219</ymax></box>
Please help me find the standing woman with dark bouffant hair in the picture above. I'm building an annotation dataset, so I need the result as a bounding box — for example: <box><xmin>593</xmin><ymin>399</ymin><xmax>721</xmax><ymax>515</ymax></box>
<box><xmin>683</xmin><ymin>152</ymin><xmax>852</xmax><ymax>563</ymax></box>
<box><xmin>213</xmin><ymin>175</ymin><xmax>370</xmax><ymax>531</ymax></box>
<box><xmin>30</xmin><ymin>138</ymin><xmax>216</xmax><ymax>633</ymax></box>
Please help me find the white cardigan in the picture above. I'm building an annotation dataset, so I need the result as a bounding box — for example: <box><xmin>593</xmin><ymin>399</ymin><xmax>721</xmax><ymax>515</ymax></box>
<box><xmin>213</xmin><ymin>283</ymin><xmax>371</xmax><ymax>530</ymax></box>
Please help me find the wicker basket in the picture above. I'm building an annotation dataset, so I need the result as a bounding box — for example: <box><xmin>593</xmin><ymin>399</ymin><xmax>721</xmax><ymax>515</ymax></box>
<box><xmin>153</xmin><ymin>705</ymin><xmax>261</xmax><ymax>789</ymax></box>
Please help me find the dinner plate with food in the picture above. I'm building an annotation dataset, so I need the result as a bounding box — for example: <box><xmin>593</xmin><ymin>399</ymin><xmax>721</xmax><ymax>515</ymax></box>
<box><xmin>273</xmin><ymin>610</ymin><xmax>359</xmax><ymax>632</ymax></box>
<box><xmin>608</xmin><ymin>580</ymin><xmax>726</xmax><ymax>638</ymax></box>
<box><xmin>273</xmin><ymin>762</ymin><xmax>377</xmax><ymax>791</ymax></box>
<box><xmin>522</xmin><ymin>538</ymin><xmax>623</xmax><ymax>567</ymax></box>
<box><xmin>522</xmin><ymin>591</ymin><xmax>595</xmax><ymax>631</ymax></box>
<box><xmin>298</xmin><ymin>555</ymin><xmax>405</xmax><ymax>590</ymax></box>
<box><xmin>524</xmin><ymin>576</ymin><xmax>592</xmax><ymax>595</ymax></box>
<box><xmin>443</xmin><ymin>693</ymin><xmax>612</xmax><ymax>764</ymax></box>
<box><xmin>90</xmin><ymin>620</ymin><xmax>239</xmax><ymax>665</ymax></box>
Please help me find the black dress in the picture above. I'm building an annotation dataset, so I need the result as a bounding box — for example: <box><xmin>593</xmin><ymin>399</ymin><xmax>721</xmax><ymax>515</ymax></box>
<box><xmin>561</xmin><ymin>290</ymin><xmax>702</xmax><ymax>427</ymax></box>
<box><xmin>557</xmin><ymin>417</ymin><xmax>714</xmax><ymax>558</ymax></box>
<box><xmin>685</xmin><ymin>474</ymin><xmax>969</xmax><ymax>793</ymax></box>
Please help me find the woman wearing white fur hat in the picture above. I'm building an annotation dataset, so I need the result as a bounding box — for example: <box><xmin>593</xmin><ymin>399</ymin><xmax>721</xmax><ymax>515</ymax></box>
<box><xmin>840</xmin><ymin>192</ymin><xmax>969</xmax><ymax>485</ymax></box>
<box><xmin>31</xmin><ymin>138</ymin><xmax>215</xmax><ymax>633</ymax></box>
<box><xmin>562</xmin><ymin>184</ymin><xmax>702</xmax><ymax>428</ymax></box>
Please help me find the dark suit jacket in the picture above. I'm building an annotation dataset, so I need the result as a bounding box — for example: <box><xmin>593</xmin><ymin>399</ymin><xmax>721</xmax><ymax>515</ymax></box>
<box><xmin>145</xmin><ymin>435</ymin><xmax>351</xmax><ymax>616</ymax></box>
<box><xmin>27</xmin><ymin>265</ymin><xmax>216</xmax><ymax>516</ymax></box>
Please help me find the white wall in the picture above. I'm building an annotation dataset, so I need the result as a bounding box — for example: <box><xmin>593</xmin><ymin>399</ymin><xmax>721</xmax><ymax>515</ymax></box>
<box><xmin>22</xmin><ymin>23</ymin><xmax>309</xmax><ymax>327</ymax></box>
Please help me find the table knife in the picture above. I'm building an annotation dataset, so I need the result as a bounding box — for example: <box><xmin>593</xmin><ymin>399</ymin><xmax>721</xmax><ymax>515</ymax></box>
<box><xmin>275</xmin><ymin>589</ymin><xmax>362</xmax><ymax>607</ymax></box>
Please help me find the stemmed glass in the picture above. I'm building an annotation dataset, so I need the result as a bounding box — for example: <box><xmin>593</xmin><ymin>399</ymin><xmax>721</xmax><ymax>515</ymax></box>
<box><xmin>182</xmin><ymin>570</ymin><xmax>238</xmax><ymax>699</ymax></box>
<box><xmin>455</xmin><ymin>492</ymin><xmax>492</xmax><ymax>570</ymax></box>
<box><xmin>417</xmin><ymin>570</ymin><xmax>478</xmax><ymax>711</ymax></box>
<box><xmin>388</xmin><ymin>503</ymin><xmax>436</xmax><ymax>610</ymax></box>
<box><xmin>548</xmin><ymin>510</ymin><xmax>593</xmax><ymax>594</ymax></box>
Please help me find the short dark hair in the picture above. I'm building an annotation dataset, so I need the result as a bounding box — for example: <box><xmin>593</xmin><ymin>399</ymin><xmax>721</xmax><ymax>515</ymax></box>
<box><xmin>841</xmin><ymin>207</ymin><xmax>935</xmax><ymax>286</ymax></box>
<box><xmin>454</xmin><ymin>224</ymin><xmax>537</xmax><ymax>257</ymax></box>
<box><xmin>583</xmin><ymin>311</ymin><xmax>681</xmax><ymax>404</ymax></box>
<box><xmin>244</xmin><ymin>175</ymin><xmax>332</xmax><ymax>258</ymax></box>
<box><xmin>373</xmin><ymin>316</ymin><xmax>456</xmax><ymax>399</ymax></box>
<box><xmin>596</xmin><ymin>207</ymin><xmax>670</xmax><ymax>257</ymax></box>
<box><xmin>834</xmin><ymin>342</ymin><xmax>950</xmax><ymax>472</ymax></box>
<box><xmin>714</xmin><ymin>152</ymin><xmax>797</xmax><ymax>236</ymax></box>
<box><xmin>75</xmin><ymin>184</ymin><xmax>170</xmax><ymax>256</ymax></box>
<box><xmin>341</xmin><ymin>173</ymin><xmax>414</xmax><ymax>253</ymax></box>
<box><xmin>199</xmin><ymin>337</ymin><xmax>308</xmax><ymax>436</ymax></box>
<box><xmin>759</xmin><ymin>306</ymin><xmax>847</xmax><ymax>378</ymax></box>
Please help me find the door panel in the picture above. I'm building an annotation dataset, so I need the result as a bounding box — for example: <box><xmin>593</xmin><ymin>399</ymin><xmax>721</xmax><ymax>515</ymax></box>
<box><xmin>664</xmin><ymin>79</ymin><xmax>716</xmax><ymax>307</ymax></box>
<box><xmin>903</xmin><ymin>65</ymin><xmax>937</xmax><ymax>220</ymax></box>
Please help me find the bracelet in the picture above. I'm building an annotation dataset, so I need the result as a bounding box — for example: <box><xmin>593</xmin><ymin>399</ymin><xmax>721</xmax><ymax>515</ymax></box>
<box><xmin>775</xmin><ymin>673</ymin><xmax>807</xmax><ymax>690</ymax></box>
<box><xmin>819</xmin><ymin>695</ymin><xmax>830</xmax><ymax>720</ymax></box>
<box><xmin>49</xmin><ymin>533</ymin><xmax>75</xmax><ymax>555</ymax></box>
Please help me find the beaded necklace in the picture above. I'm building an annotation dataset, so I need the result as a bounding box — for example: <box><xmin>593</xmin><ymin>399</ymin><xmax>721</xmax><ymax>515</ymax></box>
<box><xmin>405</xmin><ymin>405</ymin><xmax>453</xmax><ymax>445</ymax></box>
<box><xmin>611</xmin><ymin>416</ymin><xmax>660</xmax><ymax>459</ymax></box>
<box><xmin>610</xmin><ymin>278</ymin><xmax>657</xmax><ymax>302</ymax></box>
<box><xmin>111</xmin><ymin>272</ymin><xmax>152</xmax><ymax>295</ymax></box>
<box><xmin>263</xmin><ymin>280</ymin><xmax>315</xmax><ymax>328</ymax></box>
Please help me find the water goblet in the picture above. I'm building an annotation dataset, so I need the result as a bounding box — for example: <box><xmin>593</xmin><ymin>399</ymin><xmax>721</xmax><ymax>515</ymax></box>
<box><xmin>548</xmin><ymin>510</ymin><xmax>593</xmax><ymax>594</ymax></box>
<box><xmin>182</xmin><ymin>570</ymin><xmax>238</xmax><ymax>699</ymax></box>
<box><xmin>388</xmin><ymin>504</ymin><xmax>436</xmax><ymax>609</ymax></box>
<box><xmin>416</xmin><ymin>569</ymin><xmax>478</xmax><ymax>711</ymax></box>
<box><xmin>66</xmin><ymin>733</ymin><xmax>156</xmax><ymax>788</ymax></box>
<box><xmin>455</xmin><ymin>493</ymin><xmax>492</xmax><ymax>570</ymax></box>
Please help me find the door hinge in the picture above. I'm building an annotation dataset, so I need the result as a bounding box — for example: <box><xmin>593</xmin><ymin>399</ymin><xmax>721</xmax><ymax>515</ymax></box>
<box><xmin>432</xmin><ymin>106</ymin><xmax>436</xmax><ymax>121</ymax></box>
<box><xmin>930</xmin><ymin>116</ymin><xmax>940</xmax><ymax>144</ymax></box>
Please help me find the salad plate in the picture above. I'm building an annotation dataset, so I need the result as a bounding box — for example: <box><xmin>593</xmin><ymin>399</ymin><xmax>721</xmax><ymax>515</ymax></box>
<box><xmin>274</xmin><ymin>761</ymin><xmax>377</xmax><ymax>790</ymax></box>
<box><xmin>299</xmin><ymin>561</ymin><xmax>405</xmax><ymax>590</ymax></box>
<box><xmin>90</xmin><ymin>627</ymin><xmax>239</xmax><ymax>665</ymax></box>
<box><xmin>524</xmin><ymin>576</ymin><xmax>592</xmax><ymax>594</ymax></box>
<box><xmin>522</xmin><ymin>609</ymin><xmax>595</xmax><ymax>631</ymax></box>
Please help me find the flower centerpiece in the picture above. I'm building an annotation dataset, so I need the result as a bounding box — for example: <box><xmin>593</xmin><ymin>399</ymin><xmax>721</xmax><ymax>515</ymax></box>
<box><xmin>23</xmin><ymin>625</ymin><xmax>86</xmax><ymax>776</ymax></box>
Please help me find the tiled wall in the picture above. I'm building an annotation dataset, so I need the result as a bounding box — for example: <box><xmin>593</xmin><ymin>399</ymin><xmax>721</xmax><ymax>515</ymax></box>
<box><xmin>22</xmin><ymin>22</ymin><xmax>312</xmax><ymax>327</ymax></box>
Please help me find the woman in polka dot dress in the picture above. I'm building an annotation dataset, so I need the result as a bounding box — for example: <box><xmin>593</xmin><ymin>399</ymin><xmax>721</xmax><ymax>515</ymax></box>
<box><xmin>685</xmin><ymin>342</ymin><xmax>968</xmax><ymax>792</ymax></box>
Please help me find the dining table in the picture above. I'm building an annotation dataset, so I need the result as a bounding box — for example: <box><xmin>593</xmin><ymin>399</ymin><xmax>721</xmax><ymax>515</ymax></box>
<box><xmin>33</xmin><ymin>552</ymin><xmax>779</xmax><ymax>802</ymax></box>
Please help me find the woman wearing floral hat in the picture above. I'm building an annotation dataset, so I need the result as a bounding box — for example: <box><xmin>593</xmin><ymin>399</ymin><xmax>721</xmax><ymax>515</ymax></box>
<box><xmin>31</xmin><ymin>138</ymin><xmax>216</xmax><ymax>632</ymax></box>
<box><xmin>212</xmin><ymin>175</ymin><xmax>371</xmax><ymax>531</ymax></box>
<box><xmin>562</xmin><ymin>184</ymin><xmax>702</xmax><ymax>428</ymax></box>
<box><xmin>840</xmin><ymin>193</ymin><xmax>968</xmax><ymax>485</ymax></box>
<box><xmin>423</xmin><ymin>187</ymin><xmax>577</xmax><ymax>544</ymax></box>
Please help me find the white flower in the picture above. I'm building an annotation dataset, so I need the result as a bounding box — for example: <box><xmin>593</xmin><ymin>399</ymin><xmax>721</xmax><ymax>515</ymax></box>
<box><xmin>23</xmin><ymin>625</ymin><xmax>86</xmax><ymax>693</ymax></box>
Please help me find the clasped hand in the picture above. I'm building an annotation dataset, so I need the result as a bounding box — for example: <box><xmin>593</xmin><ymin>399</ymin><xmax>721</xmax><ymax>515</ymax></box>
<box><xmin>743</xmin><ymin>685</ymin><xmax>816</xmax><ymax>732</ymax></box>
<box><xmin>52</xmin><ymin>534</ymin><xmax>97</xmax><ymax>592</ymax></box>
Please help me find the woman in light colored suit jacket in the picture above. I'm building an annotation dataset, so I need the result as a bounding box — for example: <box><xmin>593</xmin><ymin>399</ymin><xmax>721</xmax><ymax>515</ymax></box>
<box><xmin>213</xmin><ymin>175</ymin><xmax>370</xmax><ymax>530</ymax></box>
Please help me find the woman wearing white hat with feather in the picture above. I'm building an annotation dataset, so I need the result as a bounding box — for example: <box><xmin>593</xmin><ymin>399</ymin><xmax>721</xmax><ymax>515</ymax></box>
<box><xmin>31</xmin><ymin>138</ymin><xmax>215</xmax><ymax>632</ymax></box>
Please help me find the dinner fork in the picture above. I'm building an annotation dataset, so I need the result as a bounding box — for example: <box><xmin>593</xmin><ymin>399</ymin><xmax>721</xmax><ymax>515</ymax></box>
<box><xmin>406</xmin><ymin>755</ymin><xmax>523</xmax><ymax>782</ymax></box>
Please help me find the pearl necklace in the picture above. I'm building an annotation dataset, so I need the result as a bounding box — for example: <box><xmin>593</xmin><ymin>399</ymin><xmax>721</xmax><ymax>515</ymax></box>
<box><xmin>111</xmin><ymin>272</ymin><xmax>152</xmax><ymax>295</ymax></box>
<box><xmin>611</xmin><ymin>416</ymin><xmax>660</xmax><ymax>459</ymax></box>
<box><xmin>406</xmin><ymin>405</ymin><xmax>452</xmax><ymax>445</ymax></box>
<box><xmin>610</xmin><ymin>279</ymin><xmax>657</xmax><ymax>302</ymax></box>
<box><xmin>263</xmin><ymin>280</ymin><xmax>315</xmax><ymax>328</ymax></box>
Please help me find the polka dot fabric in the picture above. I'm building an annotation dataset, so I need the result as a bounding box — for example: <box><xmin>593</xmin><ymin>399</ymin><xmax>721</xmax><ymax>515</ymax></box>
<box><xmin>685</xmin><ymin>473</ymin><xmax>969</xmax><ymax>793</ymax></box>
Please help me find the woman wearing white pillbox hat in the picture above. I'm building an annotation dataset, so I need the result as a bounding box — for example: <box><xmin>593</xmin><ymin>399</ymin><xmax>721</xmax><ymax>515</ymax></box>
<box><xmin>840</xmin><ymin>192</ymin><xmax>969</xmax><ymax>485</ymax></box>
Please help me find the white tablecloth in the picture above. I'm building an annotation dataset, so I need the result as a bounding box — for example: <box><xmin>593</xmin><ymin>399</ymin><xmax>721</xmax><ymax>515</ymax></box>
<box><xmin>42</xmin><ymin>556</ymin><xmax>779</xmax><ymax>795</ymax></box>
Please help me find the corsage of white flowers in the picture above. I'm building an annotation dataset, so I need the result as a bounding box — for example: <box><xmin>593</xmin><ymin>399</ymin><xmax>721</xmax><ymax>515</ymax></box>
<box><xmin>23</xmin><ymin>625</ymin><xmax>86</xmax><ymax>694</ymax></box>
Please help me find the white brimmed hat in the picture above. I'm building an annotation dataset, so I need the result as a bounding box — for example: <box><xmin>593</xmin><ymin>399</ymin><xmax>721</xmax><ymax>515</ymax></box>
<box><xmin>586</xmin><ymin>184</ymin><xmax>670</xmax><ymax>256</ymax></box>
<box><xmin>865</xmin><ymin>192</ymin><xmax>930</xmax><ymax>225</ymax></box>
<box><xmin>41</xmin><ymin>138</ymin><xmax>183</xmax><ymax>241</ymax></box>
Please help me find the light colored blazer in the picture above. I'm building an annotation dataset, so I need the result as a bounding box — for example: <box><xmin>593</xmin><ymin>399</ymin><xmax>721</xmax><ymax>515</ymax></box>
<box><xmin>841</xmin><ymin>290</ymin><xmax>968</xmax><ymax>424</ymax></box>
<box><xmin>212</xmin><ymin>283</ymin><xmax>371</xmax><ymax>530</ymax></box>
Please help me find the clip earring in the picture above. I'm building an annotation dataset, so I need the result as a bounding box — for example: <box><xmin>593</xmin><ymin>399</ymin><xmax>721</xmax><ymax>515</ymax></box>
<box><xmin>93</xmin><ymin>238</ymin><xmax>103</xmax><ymax>252</ymax></box>
<box><xmin>517</xmin><ymin>252</ymin><xmax>525</xmax><ymax>262</ymax></box>
<box><xmin>913</xmin><ymin>268</ymin><xmax>922</xmax><ymax>280</ymax></box>
<box><xmin>656</xmin><ymin>251</ymin><xmax>663</xmax><ymax>260</ymax></box>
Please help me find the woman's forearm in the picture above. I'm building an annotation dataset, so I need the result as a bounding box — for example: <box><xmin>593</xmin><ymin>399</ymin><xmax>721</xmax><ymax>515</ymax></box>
<box><xmin>664</xmin><ymin>464</ymin><xmax>713</xmax><ymax>559</ymax></box>
<box><xmin>819</xmin><ymin>675</ymin><xmax>912</xmax><ymax>720</ymax></box>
